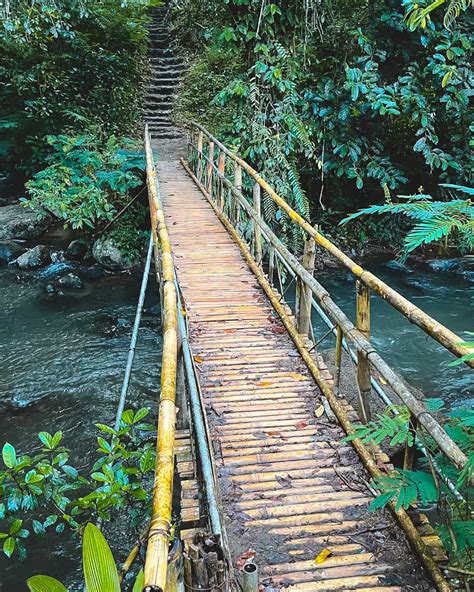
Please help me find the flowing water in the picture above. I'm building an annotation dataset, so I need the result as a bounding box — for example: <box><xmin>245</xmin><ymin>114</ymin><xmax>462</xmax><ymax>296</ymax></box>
<box><xmin>0</xmin><ymin>263</ymin><xmax>163</xmax><ymax>590</ymax></box>
<box><xmin>0</xmin><ymin>250</ymin><xmax>472</xmax><ymax>588</ymax></box>
<box><xmin>313</xmin><ymin>257</ymin><xmax>473</xmax><ymax>408</ymax></box>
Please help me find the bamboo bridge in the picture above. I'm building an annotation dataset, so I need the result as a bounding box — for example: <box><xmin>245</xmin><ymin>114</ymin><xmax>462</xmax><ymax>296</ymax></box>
<box><xmin>135</xmin><ymin>117</ymin><xmax>472</xmax><ymax>592</ymax></box>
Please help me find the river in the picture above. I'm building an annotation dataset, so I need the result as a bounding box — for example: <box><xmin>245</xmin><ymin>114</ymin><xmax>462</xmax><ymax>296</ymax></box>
<box><xmin>0</xmin><ymin>263</ymin><xmax>162</xmax><ymax>590</ymax></box>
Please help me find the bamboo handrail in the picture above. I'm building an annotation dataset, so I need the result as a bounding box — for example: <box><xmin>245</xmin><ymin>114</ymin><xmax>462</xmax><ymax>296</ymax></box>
<box><xmin>181</xmin><ymin>157</ymin><xmax>452</xmax><ymax>592</ymax></box>
<box><xmin>182</xmin><ymin>153</ymin><xmax>468</xmax><ymax>472</ymax></box>
<box><xmin>188</xmin><ymin>121</ymin><xmax>474</xmax><ymax>368</ymax></box>
<box><xmin>144</xmin><ymin>126</ymin><xmax>179</xmax><ymax>592</ymax></box>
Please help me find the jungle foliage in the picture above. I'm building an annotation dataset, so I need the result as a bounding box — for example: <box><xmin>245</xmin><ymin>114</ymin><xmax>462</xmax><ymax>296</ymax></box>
<box><xmin>0</xmin><ymin>0</ymin><xmax>150</xmax><ymax>173</ymax></box>
<box><xmin>0</xmin><ymin>408</ymin><xmax>156</xmax><ymax>562</ymax></box>
<box><xmin>170</xmin><ymin>0</ymin><xmax>473</xmax><ymax>246</ymax></box>
<box><xmin>345</xmin><ymin>399</ymin><xmax>473</xmax><ymax>572</ymax></box>
<box><xmin>1</xmin><ymin>0</ymin><xmax>153</xmax><ymax>250</ymax></box>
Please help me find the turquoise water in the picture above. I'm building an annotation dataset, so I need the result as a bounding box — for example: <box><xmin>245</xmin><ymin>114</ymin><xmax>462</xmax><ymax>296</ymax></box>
<box><xmin>0</xmin><ymin>266</ymin><xmax>162</xmax><ymax>590</ymax></box>
<box><xmin>313</xmin><ymin>257</ymin><xmax>473</xmax><ymax>408</ymax></box>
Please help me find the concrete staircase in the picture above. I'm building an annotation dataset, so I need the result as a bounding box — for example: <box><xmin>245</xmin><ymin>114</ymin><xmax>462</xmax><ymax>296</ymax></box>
<box><xmin>145</xmin><ymin>5</ymin><xmax>185</xmax><ymax>159</ymax></box>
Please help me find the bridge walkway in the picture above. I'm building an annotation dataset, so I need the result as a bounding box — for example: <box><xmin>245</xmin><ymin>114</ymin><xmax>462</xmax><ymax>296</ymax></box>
<box><xmin>157</xmin><ymin>160</ymin><xmax>432</xmax><ymax>592</ymax></box>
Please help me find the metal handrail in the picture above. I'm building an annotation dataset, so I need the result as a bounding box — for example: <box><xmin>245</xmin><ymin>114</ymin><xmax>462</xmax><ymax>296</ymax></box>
<box><xmin>189</xmin><ymin>121</ymin><xmax>473</xmax><ymax>368</ymax></box>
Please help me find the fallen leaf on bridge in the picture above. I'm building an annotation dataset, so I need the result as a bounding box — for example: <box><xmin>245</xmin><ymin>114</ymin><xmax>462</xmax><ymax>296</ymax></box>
<box><xmin>294</xmin><ymin>420</ymin><xmax>308</xmax><ymax>430</ymax></box>
<box><xmin>314</xmin><ymin>548</ymin><xmax>332</xmax><ymax>564</ymax></box>
<box><xmin>275</xmin><ymin>474</ymin><xmax>293</xmax><ymax>488</ymax></box>
<box><xmin>314</xmin><ymin>404</ymin><xmax>325</xmax><ymax>418</ymax></box>
<box><xmin>193</xmin><ymin>355</ymin><xmax>204</xmax><ymax>363</ymax></box>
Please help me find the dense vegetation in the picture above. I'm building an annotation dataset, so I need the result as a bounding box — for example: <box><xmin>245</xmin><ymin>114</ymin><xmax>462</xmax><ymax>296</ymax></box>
<box><xmin>0</xmin><ymin>0</ymin><xmax>152</xmax><ymax>252</ymax></box>
<box><xmin>171</xmin><ymin>0</ymin><xmax>473</xmax><ymax>248</ymax></box>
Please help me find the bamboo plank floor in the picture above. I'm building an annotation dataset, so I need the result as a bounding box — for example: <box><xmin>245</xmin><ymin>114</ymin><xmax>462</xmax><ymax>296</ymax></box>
<box><xmin>158</xmin><ymin>160</ymin><xmax>432</xmax><ymax>592</ymax></box>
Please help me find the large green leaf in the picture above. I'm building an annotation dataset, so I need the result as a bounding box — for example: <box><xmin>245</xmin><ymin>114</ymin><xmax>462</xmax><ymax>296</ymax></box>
<box><xmin>83</xmin><ymin>523</ymin><xmax>120</xmax><ymax>592</ymax></box>
<box><xmin>27</xmin><ymin>575</ymin><xmax>68</xmax><ymax>592</ymax></box>
<box><xmin>2</xmin><ymin>443</ymin><xmax>17</xmax><ymax>468</ymax></box>
<box><xmin>133</xmin><ymin>569</ymin><xmax>145</xmax><ymax>592</ymax></box>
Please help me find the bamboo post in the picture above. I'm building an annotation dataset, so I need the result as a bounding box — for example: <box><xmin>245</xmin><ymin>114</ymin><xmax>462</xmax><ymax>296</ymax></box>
<box><xmin>234</xmin><ymin>163</ymin><xmax>242</xmax><ymax>225</ymax></box>
<box><xmin>268</xmin><ymin>246</ymin><xmax>275</xmax><ymax>285</ymax></box>
<box><xmin>296</xmin><ymin>237</ymin><xmax>316</xmax><ymax>337</ymax></box>
<box><xmin>253</xmin><ymin>182</ymin><xmax>262</xmax><ymax>265</ymax></box>
<box><xmin>404</xmin><ymin>415</ymin><xmax>419</xmax><ymax>471</ymax></box>
<box><xmin>218</xmin><ymin>151</ymin><xmax>226</xmax><ymax>211</ymax></box>
<box><xmin>197</xmin><ymin>131</ymin><xmax>203</xmax><ymax>183</ymax></box>
<box><xmin>207</xmin><ymin>141</ymin><xmax>215</xmax><ymax>199</ymax></box>
<box><xmin>356</xmin><ymin>281</ymin><xmax>371</xmax><ymax>423</ymax></box>
<box><xmin>176</xmin><ymin>343</ymin><xmax>189</xmax><ymax>430</ymax></box>
<box><xmin>333</xmin><ymin>325</ymin><xmax>343</xmax><ymax>396</ymax></box>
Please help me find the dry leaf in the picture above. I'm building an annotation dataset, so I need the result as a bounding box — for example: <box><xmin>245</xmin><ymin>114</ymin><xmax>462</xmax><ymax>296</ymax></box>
<box><xmin>294</xmin><ymin>420</ymin><xmax>308</xmax><ymax>430</ymax></box>
<box><xmin>379</xmin><ymin>376</ymin><xmax>388</xmax><ymax>385</ymax></box>
<box><xmin>314</xmin><ymin>405</ymin><xmax>324</xmax><ymax>418</ymax></box>
<box><xmin>224</xmin><ymin>329</ymin><xmax>237</xmax><ymax>334</ymax></box>
<box><xmin>256</xmin><ymin>380</ymin><xmax>273</xmax><ymax>387</ymax></box>
<box><xmin>289</xmin><ymin>372</ymin><xmax>307</xmax><ymax>381</ymax></box>
<box><xmin>275</xmin><ymin>474</ymin><xmax>293</xmax><ymax>488</ymax></box>
<box><xmin>314</xmin><ymin>548</ymin><xmax>332</xmax><ymax>564</ymax></box>
<box><xmin>266</xmin><ymin>431</ymin><xmax>282</xmax><ymax>438</ymax></box>
<box><xmin>193</xmin><ymin>355</ymin><xmax>204</xmax><ymax>363</ymax></box>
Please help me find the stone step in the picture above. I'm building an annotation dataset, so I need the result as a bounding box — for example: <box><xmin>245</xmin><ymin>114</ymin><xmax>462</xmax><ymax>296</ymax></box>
<box><xmin>148</xmin><ymin>69</ymin><xmax>183</xmax><ymax>80</ymax></box>
<box><xmin>147</xmin><ymin>78</ymin><xmax>179</xmax><ymax>87</ymax></box>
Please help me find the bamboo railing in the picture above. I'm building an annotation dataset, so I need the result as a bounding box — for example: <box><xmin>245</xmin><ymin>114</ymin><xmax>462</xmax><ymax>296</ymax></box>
<box><xmin>144</xmin><ymin>126</ymin><xmax>179</xmax><ymax>591</ymax></box>
<box><xmin>183</xmin><ymin>122</ymin><xmax>470</xmax><ymax>473</ymax></box>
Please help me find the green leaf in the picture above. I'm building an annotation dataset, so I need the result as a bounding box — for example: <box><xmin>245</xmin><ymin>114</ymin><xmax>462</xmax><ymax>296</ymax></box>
<box><xmin>369</xmin><ymin>490</ymin><xmax>395</xmax><ymax>511</ymax></box>
<box><xmin>133</xmin><ymin>569</ymin><xmax>144</xmax><ymax>592</ymax></box>
<box><xmin>51</xmin><ymin>432</ymin><xmax>63</xmax><ymax>449</ymax></box>
<box><xmin>9</xmin><ymin>519</ymin><xmax>22</xmax><ymax>535</ymax></box>
<box><xmin>27</xmin><ymin>575</ymin><xmax>68</xmax><ymax>592</ymax></box>
<box><xmin>2</xmin><ymin>443</ymin><xmax>17</xmax><ymax>468</ymax></box>
<box><xmin>3</xmin><ymin>536</ymin><xmax>15</xmax><ymax>558</ymax></box>
<box><xmin>38</xmin><ymin>432</ymin><xmax>53</xmax><ymax>449</ymax></box>
<box><xmin>133</xmin><ymin>407</ymin><xmax>149</xmax><ymax>423</ymax></box>
<box><xmin>83</xmin><ymin>523</ymin><xmax>120</xmax><ymax>592</ymax></box>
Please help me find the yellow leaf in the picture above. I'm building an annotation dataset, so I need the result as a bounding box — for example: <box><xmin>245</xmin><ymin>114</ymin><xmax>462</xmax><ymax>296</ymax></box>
<box><xmin>314</xmin><ymin>405</ymin><xmax>324</xmax><ymax>418</ymax></box>
<box><xmin>314</xmin><ymin>548</ymin><xmax>332</xmax><ymax>564</ymax></box>
<box><xmin>289</xmin><ymin>372</ymin><xmax>307</xmax><ymax>381</ymax></box>
<box><xmin>193</xmin><ymin>355</ymin><xmax>204</xmax><ymax>363</ymax></box>
<box><xmin>256</xmin><ymin>380</ymin><xmax>273</xmax><ymax>387</ymax></box>
<box><xmin>379</xmin><ymin>376</ymin><xmax>387</xmax><ymax>385</ymax></box>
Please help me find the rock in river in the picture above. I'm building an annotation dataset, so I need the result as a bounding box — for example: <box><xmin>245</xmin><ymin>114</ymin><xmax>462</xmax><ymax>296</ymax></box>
<box><xmin>0</xmin><ymin>240</ymin><xmax>25</xmax><ymax>264</ymax></box>
<box><xmin>57</xmin><ymin>272</ymin><xmax>83</xmax><ymax>290</ymax></box>
<box><xmin>16</xmin><ymin>245</ymin><xmax>51</xmax><ymax>269</ymax></box>
<box><xmin>65</xmin><ymin>239</ymin><xmax>89</xmax><ymax>261</ymax></box>
<box><xmin>92</xmin><ymin>237</ymin><xmax>138</xmax><ymax>269</ymax></box>
<box><xmin>0</xmin><ymin>204</ymin><xmax>51</xmax><ymax>240</ymax></box>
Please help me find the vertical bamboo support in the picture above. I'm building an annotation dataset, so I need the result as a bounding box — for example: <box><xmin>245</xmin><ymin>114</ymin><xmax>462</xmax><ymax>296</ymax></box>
<box><xmin>197</xmin><ymin>131</ymin><xmax>203</xmax><ymax>183</ymax></box>
<box><xmin>218</xmin><ymin>151</ymin><xmax>226</xmax><ymax>211</ymax></box>
<box><xmin>356</xmin><ymin>281</ymin><xmax>372</xmax><ymax>423</ymax></box>
<box><xmin>234</xmin><ymin>163</ymin><xmax>242</xmax><ymax>225</ymax></box>
<box><xmin>268</xmin><ymin>247</ymin><xmax>275</xmax><ymax>286</ymax></box>
<box><xmin>253</xmin><ymin>182</ymin><xmax>262</xmax><ymax>265</ymax></box>
<box><xmin>296</xmin><ymin>237</ymin><xmax>316</xmax><ymax>337</ymax></box>
<box><xmin>176</xmin><ymin>343</ymin><xmax>189</xmax><ymax>430</ymax></box>
<box><xmin>207</xmin><ymin>141</ymin><xmax>215</xmax><ymax>199</ymax></box>
<box><xmin>334</xmin><ymin>325</ymin><xmax>343</xmax><ymax>396</ymax></box>
<box><xmin>403</xmin><ymin>415</ymin><xmax>419</xmax><ymax>471</ymax></box>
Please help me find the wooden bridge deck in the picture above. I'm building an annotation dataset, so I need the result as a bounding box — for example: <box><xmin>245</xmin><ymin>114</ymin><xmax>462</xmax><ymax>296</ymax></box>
<box><xmin>158</xmin><ymin>160</ymin><xmax>431</xmax><ymax>591</ymax></box>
